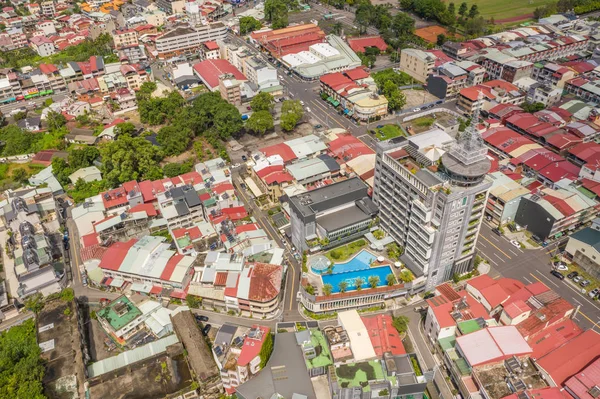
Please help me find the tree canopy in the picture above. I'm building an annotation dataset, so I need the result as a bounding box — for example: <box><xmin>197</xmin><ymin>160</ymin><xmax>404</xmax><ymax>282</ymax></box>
<box><xmin>250</xmin><ymin>92</ymin><xmax>275</xmax><ymax>112</ymax></box>
<box><xmin>264</xmin><ymin>0</ymin><xmax>290</xmax><ymax>28</ymax></box>
<box><xmin>280</xmin><ymin>100</ymin><xmax>304</xmax><ymax>132</ymax></box>
<box><xmin>157</xmin><ymin>126</ymin><xmax>193</xmax><ymax>156</ymax></box>
<box><xmin>99</xmin><ymin>134</ymin><xmax>163</xmax><ymax>187</ymax></box>
<box><xmin>246</xmin><ymin>110</ymin><xmax>274</xmax><ymax>136</ymax></box>
<box><xmin>0</xmin><ymin>319</ymin><xmax>46</xmax><ymax>399</ymax></box>
<box><xmin>239</xmin><ymin>16</ymin><xmax>262</xmax><ymax>34</ymax></box>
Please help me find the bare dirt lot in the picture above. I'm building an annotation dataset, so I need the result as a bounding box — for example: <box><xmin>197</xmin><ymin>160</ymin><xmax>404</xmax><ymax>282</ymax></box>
<box><xmin>88</xmin><ymin>354</ymin><xmax>193</xmax><ymax>399</ymax></box>
<box><xmin>402</xmin><ymin>89</ymin><xmax>440</xmax><ymax>110</ymax></box>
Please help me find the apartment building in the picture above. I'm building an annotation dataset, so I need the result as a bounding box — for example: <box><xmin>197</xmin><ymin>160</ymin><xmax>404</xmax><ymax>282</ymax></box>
<box><xmin>219</xmin><ymin>74</ymin><xmax>243</xmax><ymax>105</ymax></box>
<box><xmin>427</xmin><ymin>60</ymin><xmax>485</xmax><ymax>100</ymax></box>
<box><xmin>478</xmin><ymin>49</ymin><xmax>534</xmax><ymax>83</ymax></box>
<box><xmin>565</xmin><ymin>76</ymin><xmax>600</xmax><ymax>104</ymax></box>
<box><xmin>155</xmin><ymin>0</ymin><xmax>185</xmax><ymax>14</ymax></box>
<box><xmin>200</xmin><ymin>40</ymin><xmax>220</xmax><ymax>60</ymax></box>
<box><xmin>399</xmin><ymin>48</ymin><xmax>437</xmax><ymax>83</ymax></box>
<box><xmin>373</xmin><ymin>108</ymin><xmax>492</xmax><ymax>290</ymax></box>
<box><xmin>532</xmin><ymin>62</ymin><xmax>576</xmax><ymax>88</ymax></box>
<box><xmin>113</xmin><ymin>29</ymin><xmax>138</xmax><ymax>49</ymax></box>
<box><xmin>40</xmin><ymin>0</ymin><xmax>55</xmax><ymax>15</ymax></box>
<box><xmin>0</xmin><ymin>28</ymin><xmax>27</xmax><ymax>51</ymax></box>
<box><xmin>457</xmin><ymin>80</ymin><xmax>525</xmax><ymax>113</ymax></box>
<box><xmin>156</xmin><ymin>184</ymin><xmax>205</xmax><ymax>229</ymax></box>
<box><xmin>29</xmin><ymin>36</ymin><xmax>56</xmax><ymax>57</ymax></box>
<box><xmin>243</xmin><ymin>56</ymin><xmax>282</xmax><ymax>95</ymax></box>
<box><xmin>155</xmin><ymin>23</ymin><xmax>227</xmax><ymax>59</ymax></box>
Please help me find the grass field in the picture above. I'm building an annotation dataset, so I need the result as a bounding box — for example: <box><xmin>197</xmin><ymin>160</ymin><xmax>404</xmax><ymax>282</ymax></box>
<box><xmin>375</xmin><ymin>125</ymin><xmax>405</xmax><ymax>141</ymax></box>
<box><xmin>459</xmin><ymin>0</ymin><xmax>556</xmax><ymax>20</ymax></box>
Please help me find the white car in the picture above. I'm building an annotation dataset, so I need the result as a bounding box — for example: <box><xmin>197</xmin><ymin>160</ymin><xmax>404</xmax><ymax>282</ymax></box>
<box><xmin>300</xmin><ymin>100</ymin><xmax>305</xmax><ymax>105</ymax></box>
<box><xmin>413</xmin><ymin>108</ymin><xmax>421</xmax><ymax>112</ymax></box>
<box><xmin>510</xmin><ymin>240</ymin><xmax>521</xmax><ymax>248</ymax></box>
<box><xmin>306</xmin><ymin>107</ymin><xmax>311</xmax><ymax>113</ymax></box>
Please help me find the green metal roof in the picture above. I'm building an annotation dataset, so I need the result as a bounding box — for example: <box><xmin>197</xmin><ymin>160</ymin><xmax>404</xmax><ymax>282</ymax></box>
<box><xmin>457</xmin><ymin>319</ymin><xmax>482</xmax><ymax>335</ymax></box>
<box><xmin>569</xmin><ymin>227</ymin><xmax>600</xmax><ymax>251</ymax></box>
<box><xmin>438</xmin><ymin>336</ymin><xmax>456</xmax><ymax>351</ymax></box>
<box><xmin>97</xmin><ymin>296</ymin><xmax>142</xmax><ymax>331</ymax></box>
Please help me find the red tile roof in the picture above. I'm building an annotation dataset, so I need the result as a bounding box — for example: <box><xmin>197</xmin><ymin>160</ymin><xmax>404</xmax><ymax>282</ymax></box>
<box><xmin>80</xmin><ymin>244</ymin><xmax>107</xmax><ymax>262</ymax></box>
<box><xmin>248</xmin><ymin>263</ymin><xmax>282</xmax><ymax>302</ymax></box>
<box><xmin>211</xmin><ymin>181</ymin><xmax>234</xmax><ymax>195</ymax></box>
<box><xmin>537</xmin><ymin>330</ymin><xmax>600</xmax><ymax>386</ymax></box>
<box><xmin>100</xmin><ymin>186</ymin><xmax>129</xmax><ymax>209</ymax></box>
<box><xmin>436</xmin><ymin>283</ymin><xmax>461</xmax><ymax>302</ymax></box>
<box><xmin>361</xmin><ymin>314</ymin><xmax>406</xmax><ymax>357</ymax></box>
<box><xmin>480</xmin><ymin>284</ymin><xmax>511</xmax><ymax>308</ymax></box>
<box><xmin>221</xmin><ymin>206</ymin><xmax>248</xmax><ymax>220</ymax></box>
<box><xmin>235</xmin><ymin>223</ymin><xmax>260</xmax><ymax>234</ymax></box>
<box><xmin>203</xmin><ymin>40</ymin><xmax>219</xmax><ymax>50</ymax></box>
<box><xmin>263</xmin><ymin>171</ymin><xmax>294</xmax><ymax>185</ymax></box>
<box><xmin>545</xmin><ymin>133</ymin><xmax>582</xmax><ymax>150</ymax></box>
<box><xmin>99</xmin><ymin>239</ymin><xmax>137</xmax><ymax>271</ymax></box>
<box><xmin>344</xmin><ymin>67</ymin><xmax>370</xmax><ymax>81</ymax></box>
<box><xmin>328</xmin><ymin>133</ymin><xmax>374</xmax><ymax>160</ymax></box>
<box><xmin>193</xmin><ymin>59</ymin><xmax>246</xmax><ymax>89</ymax></box>
<box><xmin>538</xmin><ymin>161</ymin><xmax>580</xmax><ymax>183</ymax></box>
<box><xmin>172</xmin><ymin>226</ymin><xmax>203</xmax><ymax>241</ymax></box>
<box><xmin>214</xmin><ymin>271</ymin><xmax>228</xmax><ymax>286</ymax></box>
<box><xmin>516</xmin><ymin>297</ymin><xmax>574</xmax><ymax>339</ymax></box>
<box><xmin>500</xmin><ymin>387</ymin><xmax>569</xmax><ymax>399</ymax></box>
<box><xmin>237</xmin><ymin>325</ymin><xmax>270</xmax><ymax>366</ymax></box>
<box><xmin>466</xmin><ymin>274</ymin><xmax>496</xmax><ymax>291</ymax></box>
<box><xmin>426</xmin><ymin>292</ymin><xmax>490</xmax><ymax>329</ymax></box>
<box><xmin>128</xmin><ymin>203</ymin><xmax>158</xmax><ymax>217</ymax></box>
<box><xmin>81</xmin><ymin>232</ymin><xmax>100</xmax><ymax>248</ymax></box>
<box><xmin>564</xmin><ymin>357</ymin><xmax>600</xmax><ymax>399</ymax></box>
<box><xmin>503</xmin><ymin>299</ymin><xmax>530</xmax><ymax>319</ymax></box>
<box><xmin>528</xmin><ymin>318</ymin><xmax>583</xmax><ymax>359</ymax></box>
<box><xmin>260</xmin><ymin>142</ymin><xmax>297</xmax><ymax>163</ymax></box>
<box><xmin>347</xmin><ymin>36</ymin><xmax>388</xmax><ymax>53</ymax></box>
<box><xmin>160</xmin><ymin>254</ymin><xmax>185</xmax><ymax>281</ymax></box>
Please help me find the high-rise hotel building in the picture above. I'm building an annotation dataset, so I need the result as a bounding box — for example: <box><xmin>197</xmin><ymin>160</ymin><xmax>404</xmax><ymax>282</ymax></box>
<box><xmin>373</xmin><ymin>107</ymin><xmax>492</xmax><ymax>291</ymax></box>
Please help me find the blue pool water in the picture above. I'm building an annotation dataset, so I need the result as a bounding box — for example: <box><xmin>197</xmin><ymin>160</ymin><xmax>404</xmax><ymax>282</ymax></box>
<box><xmin>322</xmin><ymin>265</ymin><xmax>394</xmax><ymax>293</ymax></box>
<box><xmin>312</xmin><ymin>249</ymin><xmax>376</xmax><ymax>275</ymax></box>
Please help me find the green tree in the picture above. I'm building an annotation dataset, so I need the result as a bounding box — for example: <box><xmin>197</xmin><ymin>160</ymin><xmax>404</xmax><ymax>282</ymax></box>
<box><xmin>246</xmin><ymin>110</ymin><xmax>274</xmax><ymax>136</ymax></box>
<box><xmin>0</xmin><ymin>319</ymin><xmax>46</xmax><ymax>399</ymax></box>
<box><xmin>12</xmin><ymin>111</ymin><xmax>27</xmax><ymax>121</ymax></box>
<box><xmin>448</xmin><ymin>2</ymin><xmax>455</xmax><ymax>15</ymax></box>
<box><xmin>115</xmin><ymin>122</ymin><xmax>136</xmax><ymax>136</ymax></box>
<box><xmin>99</xmin><ymin>134</ymin><xmax>163</xmax><ymax>186</ymax></box>
<box><xmin>46</xmin><ymin>110</ymin><xmax>67</xmax><ymax>131</ymax></box>
<box><xmin>214</xmin><ymin>104</ymin><xmax>243</xmax><ymax>139</ymax></box>
<box><xmin>280</xmin><ymin>100</ymin><xmax>304</xmax><ymax>131</ymax></box>
<box><xmin>264</xmin><ymin>0</ymin><xmax>288</xmax><ymax>28</ymax></box>
<box><xmin>163</xmin><ymin>162</ymin><xmax>192</xmax><ymax>177</ymax></box>
<box><xmin>458</xmin><ymin>2</ymin><xmax>467</xmax><ymax>16</ymax></box>
<box><xmin>332</xmin><ymin>22</ymin><xmax>343</xmax><ymax>35</ymax></box>
<box><xmin>239</xmin><ymin>16</ymin><xmax>262</xmax><ymax>34</ymax></box>
<box><xmin>338</xmin><ymin>281</ymin><xmax>348</xmax><ymax>293</ymax></box>
<box><xmin>386</xmin><ymin>273</ymin><xmax>396</xmax><ymax>286</ymax></box>
<box><xmin>68</xmin><ymin>146</ymin><xmax>99</xmax><ymax>170</ymax></box>
<box><xmin>392</xmin><ymin>315</ymin><xmax>409</xmax><ymax>333</ymax></box>
<box><xmin>157</xmin><ymin>126</ymin><xmax>193</xmax><ymax>156</ymax></box>
<box><xmin>60</xmin><ymin>287</ymin><xmax>75</xmax><ymax>302</ymax></box>
<box><xmin>11</xmin><ymin>168</ymin><xmax>27</xmax><ymax>183</ymax></box>
<box><xmin>463</xmin><ymin>16</ymin><xmax>487</xmax><ymax>36</ymax></box>
<box><xmin>437</xmin><ymin>33</ymin><xmax>446</xmax><ymax>46</ymax></box>
<box><xmin>250</xmin><ymin>92</ymin><xmax>275</xmax><ymax>112</ymax></box>
<box><xmin>259</xmin><ymin>333</ymin><xmax>274</xmax><ymax>368</ymax></box>
<box><xmin>521</xmin><ymin>102</ymin><xmax>545</xmax><ymax>113</ymax></box>
<box><xmin>382</xmin><ymin>80</ymin><xmax>407</xmax><ymax>111</ymax></box>
<box><xmin>391</xmin><ymin>12</ymin><xmax>415</xmax><ymax>37</ymax></box>
<box><xmin>368</xmin><ymin>275</ymin><xmax>380</xmax><ymax>289</ymax></box>
<box><xmin>354</xmin><ymin>277</ymin><xmax>365</xmax><ymax>291</ymax></box>
<box><xmin>69</xmin><ymin>179</ymin><xmax>107</xmax><ymax>203</ymax></box>
<box><xmin>468</xmin><ymin>4</ymin><xmax>479</xmax><ymax>18</ymax></box>
<box><xmin>24</xmin><ymin>293</ymin><xmax>45</xmax><ymax>314</ymax></box>
<box><xmin>185</xmin><ymin>294</ymin><xmax>201</xmax><ymax>309</ymax></box>
<box><xmin>323</xmin><ymin>283</ymin><xmax>333</xmax><ymax>296</ymax></box>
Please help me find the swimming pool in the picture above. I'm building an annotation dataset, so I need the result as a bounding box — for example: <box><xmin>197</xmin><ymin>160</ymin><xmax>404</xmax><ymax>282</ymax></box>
<box><xmin>312</xmin><ymin>249</ymin><xmax>376</xmax><ymax>275</ymax></box>
<box><xmin>322</xmin><ymin>265</ymin><xmax>394</xmax><ymax>293</ymax></box>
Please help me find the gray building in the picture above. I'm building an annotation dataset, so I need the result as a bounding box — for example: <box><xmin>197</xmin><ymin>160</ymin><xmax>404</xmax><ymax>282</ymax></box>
<box><xmin>373</xmin><ymin>106</ymin><xmax>492</xmax><ymax>291</ymax></box>
<box><xmin>289</xmin><ymin>177</ymin><xmax>378</xmax><ymax>252</ymax></box>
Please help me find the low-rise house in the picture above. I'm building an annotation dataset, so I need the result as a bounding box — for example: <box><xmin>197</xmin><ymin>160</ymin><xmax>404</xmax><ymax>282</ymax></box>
<box><xmin>68</xmin><ymin>166</ymin><xmax>102</xmax><ymax>184</ymax></box>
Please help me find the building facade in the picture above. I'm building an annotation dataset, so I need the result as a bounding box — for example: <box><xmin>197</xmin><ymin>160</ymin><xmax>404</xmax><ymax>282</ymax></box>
<box><xmin>373</xmin><ymin>107</ymin><xmax>492</xmax><ymax>290</ymax></box>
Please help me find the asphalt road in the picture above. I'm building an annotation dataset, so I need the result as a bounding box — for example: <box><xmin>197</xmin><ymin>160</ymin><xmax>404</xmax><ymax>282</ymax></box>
<box><xmin>476</xmin><ymin>223</ymin><xmax>600</xmax><ymax>331</ymax></box>
<box><xmin>0</xmin><ymin>93</ymin><xmax>69</xmax><ymax>114</ymax></box>
<box><xmin>231</xmin><ymin>168</ymin><xmax>302</xmax><ymax>321</ymax></box>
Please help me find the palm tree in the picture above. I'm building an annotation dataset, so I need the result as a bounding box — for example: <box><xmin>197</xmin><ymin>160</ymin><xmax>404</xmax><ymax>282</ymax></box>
<box><xmin>386</xmin><ymin>273</ymin><xmax>396</xmax><ymax>286</ymax></box>
<box><xmin>323</xmin><ymin>283</ymin><xmax>333</xmax><ymax>296</ymax></box>
<box><xmin>354</xmin><ymin>277</ymin><xmax>365</xmax><ymax>291</ymax></box>
<box><xmin>368</xmin><ymin>275</ymin><xmax>380</xmax><ymax>289</ymax></box>
<box><xmin>338</xmin><ymin>281</ymin><xmax>348</xmax><ymax>293</ymax></box>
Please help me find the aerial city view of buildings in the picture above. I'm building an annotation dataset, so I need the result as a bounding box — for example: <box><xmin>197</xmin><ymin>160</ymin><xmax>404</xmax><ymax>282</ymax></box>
<box><xmin>3</xmin><ymin>0</ymin><xmax>600</xmax><ymax>398</ymax></box>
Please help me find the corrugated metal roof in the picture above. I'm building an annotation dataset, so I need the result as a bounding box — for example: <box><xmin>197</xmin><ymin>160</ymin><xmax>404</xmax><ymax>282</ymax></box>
<box><xmin>87</xmin><ymin>334</ymin><xmax>179</xmax><ymax>378</ymax></box>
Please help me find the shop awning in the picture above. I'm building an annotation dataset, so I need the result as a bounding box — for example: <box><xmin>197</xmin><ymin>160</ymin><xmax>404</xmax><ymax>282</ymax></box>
<box><xmin>331</xmin><ymin>100</ymin><xmax>340</xmax><ymax>107</ymax></box>
<box><xmin>150</xmin><ymin>285</ymin><xmax>163</xmax><ymax>295</ymax></box>
<box><xmin>110</xmin><ymin>278</ymin><xmax>125</xmax><ymax>288</ymax></box>
<box><xmin>170</xmin><ymin>289</ymin><xmax>186</xmax><ymax>299</ymax></box>
<box><xmin>327</xmin><ymin>96</ymin><xmax>333</xmax><ymax>102</ymax></box>
<box><xmin>130</xmin><ymin>282</ymin><xmax>152</xmax><ymax>294</ymax></box>
<box><xmin>343</xmin><ymin>109</ymin><xmax>349</xmax><ymax>114</ymax></box>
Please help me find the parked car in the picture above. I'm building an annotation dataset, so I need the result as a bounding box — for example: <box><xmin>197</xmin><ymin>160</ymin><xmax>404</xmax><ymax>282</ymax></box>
<box><xmin>414</xmin><ymin>306</ymin><xmax>426</xmax><ymax>312</ymax></box>
<box><xmin>510</xmin><ymin>240</ymin><xmax>521</xmax><ymax>248</ymax></box>
<box><xmin>241</xmin><ymin>155</ymin><xmax>247</xmax><ymax>161</ymax></box>
<box><xmin>246</xmin><ymin>106</ymin><xmax>251</xmax><ymax>110</ymax></box>
<box><xmin>412</xmin><ymin>108</ymin><xmax>421</xmax><ymax>112</ymax></box>
<box><xmin>550</xmin><ymin>270</ymin><xmax>565</xmax><ymax>280</ymax></box>
<box><xmin>195</xmin><ymin>315</ymin><xmax>209</xmax><ymax>322</ymax></box>
<box><xmin>573</xmin><ymin>275</ymin><xmax>583</xmax><ymax>283</ymax></box>
<box><xmin>202</xmin><ymin>324</ymin><xmax>212</xmax><ymax>336</ymax></box>
<box><xmin>589</xmin><ymin>288</ymin><xmax>599</xmax><ymax>299</ymax></box>
<box><xmin>567</xmin><ymin>271</ymin><xmax>578</xmax><ymax>279</ymax></box>
<box><xmin>314</xmin><ymin>124</ymin><xmax>322</xmax><ymax>129</ymax></box>
<box><xmin>492</xmin><ymin>228</ymin><xmax>502</xmax><ymax>236</ymax></box>
<box><xmin>580</xmin><ymin>279</ymin><xmax>591</xmax><ymax>287</ymax></box>
<box><xmin>553</xmin><ymin>261</ymin><xmax>568</xmax><ymax>271</ymax></box>
<box><xmin>377</xmin><ymin>125</ymin><xmax>384</xmax><ymax>129</ymax></box>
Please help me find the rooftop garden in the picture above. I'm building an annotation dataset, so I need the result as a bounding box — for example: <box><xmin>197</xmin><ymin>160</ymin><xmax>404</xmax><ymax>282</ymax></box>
<box><xmin>305</xmin><ymin>329</ymin><xmax>333</xmax><ymax>369</ymax></box>
<box><xmin>325</xmin><ymin>239</ymin><xmax>367</xmax><ymax>262</ymax></box>
<box><xmin>336</xmin><ymin>360</ymin><xmax>385</xmax><ymax>390</ymax></box>
<box><xmin>375</xmin><ymin>124</ymin><xmax>405</xmax><ymax>141</ymax></box>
